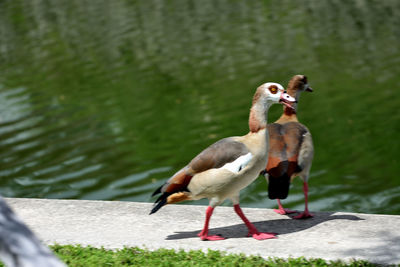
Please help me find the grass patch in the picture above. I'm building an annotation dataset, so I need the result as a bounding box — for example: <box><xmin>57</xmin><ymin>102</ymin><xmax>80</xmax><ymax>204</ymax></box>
<box><xmin>36</xmin><ymin>245</ymin><xmax>379</xmax><ymax>266</ymax></box>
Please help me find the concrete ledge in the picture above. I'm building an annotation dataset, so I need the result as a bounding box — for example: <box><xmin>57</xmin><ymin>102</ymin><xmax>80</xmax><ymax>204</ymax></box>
<box><xmin>5</xmin><ymin>198</ymin><xmax>400</xmax><ymax>265</ymax></box>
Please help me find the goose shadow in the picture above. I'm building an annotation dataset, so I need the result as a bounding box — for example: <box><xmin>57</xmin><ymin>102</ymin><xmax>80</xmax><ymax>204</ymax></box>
<box><xmin>166</xmin><ymin>211</ymin><xmax>363</xmax><ymax>240</ymax></box>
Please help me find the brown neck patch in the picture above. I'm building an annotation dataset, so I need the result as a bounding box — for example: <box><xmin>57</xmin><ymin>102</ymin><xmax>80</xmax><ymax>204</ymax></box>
<box><xmin>276</xmin><ymin>107</ymin><xmax>298</xmax><ymax>123</ymax></box>
<box><xmin>284</xmin><ymin>106</ymin><xmax>297</xmax><ymax>116</ymax></box>
<box><xmin>249</xmin><ymin>86</ymin><xmax>267</xmax><ymax>132</ymax></box>
<box><xmin>249</xmin><ymin>109</ymin><xmax>266</xmax><ymax>132</ymax></box>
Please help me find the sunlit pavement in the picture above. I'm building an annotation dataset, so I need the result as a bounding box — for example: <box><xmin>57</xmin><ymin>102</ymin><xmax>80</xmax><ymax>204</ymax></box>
<box><xmin>6</xmin><ymin>198</ymin><xmax>400</xmax><ymax>265</ymax></box>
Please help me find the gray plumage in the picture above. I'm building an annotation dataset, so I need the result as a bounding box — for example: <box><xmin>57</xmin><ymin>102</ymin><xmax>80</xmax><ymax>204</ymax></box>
<box><xmin>0</xmin><ymin>196</ymin><xmax>65</xmax><ymax>267</ymax></box>
<box><xmin>189</xmin><ymin>138</ymin><xmax>251</xmax><ymax>173</ymax></box>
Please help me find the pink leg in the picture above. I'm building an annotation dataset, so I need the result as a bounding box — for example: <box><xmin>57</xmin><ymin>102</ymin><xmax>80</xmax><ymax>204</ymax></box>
<box><xmin>292</xmin><ymin>182</ymin><xmax>313</xmax><ymax>219</ymax></box>
<box><xmin>274</xmin><ymin>199</ymin><xmax>297</xmax><ymax>215</ymax></box>
<box><xmin>197</xmin><ymin>206</ymin><xmax>225</xmax><ymax>241</ymax></box>
<box><xmin>233</xmin><ymin>204</ymin><xmax>277</xmax><ymax>240</ymax></box>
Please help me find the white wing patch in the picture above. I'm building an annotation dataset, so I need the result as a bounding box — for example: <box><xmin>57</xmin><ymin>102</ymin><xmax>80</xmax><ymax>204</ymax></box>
<box><xmin>221</xmin><ymin>152</ymin><xmax>253</xmax><ymax>173</ymax></box>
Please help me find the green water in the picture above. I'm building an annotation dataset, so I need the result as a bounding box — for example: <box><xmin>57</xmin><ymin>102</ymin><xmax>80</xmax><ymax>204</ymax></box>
<box><xmin>0</xmin><ymin>0</ymin><xmax>399</xmax><ymax>215</ymax></box>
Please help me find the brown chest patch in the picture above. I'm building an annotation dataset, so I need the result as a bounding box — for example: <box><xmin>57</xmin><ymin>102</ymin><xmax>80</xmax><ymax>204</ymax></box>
<box><xmin>266</xmin><ymin>122</ymin><xmax>308</xmax><ymax>176</ymax></box>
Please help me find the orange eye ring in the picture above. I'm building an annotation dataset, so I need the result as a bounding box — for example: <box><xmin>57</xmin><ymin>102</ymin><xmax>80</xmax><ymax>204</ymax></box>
<box><xmin>269</xmin><ymin>86</ymin><xmax>278</xmax><ymax>94</ymax></box>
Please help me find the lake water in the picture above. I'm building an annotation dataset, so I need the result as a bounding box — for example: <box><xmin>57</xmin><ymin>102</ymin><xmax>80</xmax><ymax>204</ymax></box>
<box><xmin>0</xmin><ymin>0</ymin><xmax>399</xmax><ymax>215</ymax></box>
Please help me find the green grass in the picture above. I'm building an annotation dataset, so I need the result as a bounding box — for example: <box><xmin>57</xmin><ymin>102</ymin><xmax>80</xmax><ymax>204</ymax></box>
<box><xmin>12</xmin><ymin>245</ymin><xmax>378</xmax><ymax>267</ymax></box>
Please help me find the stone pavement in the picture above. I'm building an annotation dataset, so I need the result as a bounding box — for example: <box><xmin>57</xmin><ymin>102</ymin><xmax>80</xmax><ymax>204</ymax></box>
<box><xmin>5</xmin><ymin>198</ymin><xmax>400</xmax><ymax>265</ymax></box>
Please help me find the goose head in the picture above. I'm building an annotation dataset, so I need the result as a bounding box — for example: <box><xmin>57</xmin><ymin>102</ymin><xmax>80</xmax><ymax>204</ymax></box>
<box><xmin>254</xmin><ymin>82</ymin><xmax>296</xmax><ymax>109</ymax></box>
<box><xmin>249</xmin><ymin>82</ymin><xmax>297</xmax><ymax>132</ymax></box>
<box><xmin>287</xmin><ymin>75</ymin><xmax>313</xmax><ymax>96</ymax></box>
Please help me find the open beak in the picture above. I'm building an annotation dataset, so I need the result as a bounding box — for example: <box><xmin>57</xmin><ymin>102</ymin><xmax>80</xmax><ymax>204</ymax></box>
<box><xmin>279</xmin><ymin>92</ymin><xmax>297</xmax><ymax>110</ymax></box>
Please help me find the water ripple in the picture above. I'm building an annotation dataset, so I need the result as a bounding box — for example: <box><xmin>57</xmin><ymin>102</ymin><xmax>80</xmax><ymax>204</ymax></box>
<box><xmin>0</xmin><ymin>0</ymin><xmax>399</xmax><ymax>215</ymax></box>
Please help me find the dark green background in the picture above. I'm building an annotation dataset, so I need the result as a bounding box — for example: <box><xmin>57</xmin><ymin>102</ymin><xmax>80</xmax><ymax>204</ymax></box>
<box><xmin>0</xmin><ymin>0</ymin><xmax>399</xmax><ymax>214</ymax></box>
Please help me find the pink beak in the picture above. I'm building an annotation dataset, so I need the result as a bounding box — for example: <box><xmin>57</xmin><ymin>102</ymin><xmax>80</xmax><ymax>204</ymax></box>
<box><xmin>279</xmin><ymin>92</ymin><xmax>297</xmax><ymax>109</ymax></box>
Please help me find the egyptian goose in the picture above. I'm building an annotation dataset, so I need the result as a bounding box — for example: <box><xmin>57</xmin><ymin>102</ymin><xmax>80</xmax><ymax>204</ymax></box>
<box><xmin>151</xmin><ymin>83</ymin><xmax>296</xmax><ymax>241</ymax></box>
<box><xmin>263</xmin><ymin>75</ymin><xmax>314</xmax><ymax>219</ymax></box>
<box><xmin>0</xmin><ymin>195</ymin><xmax>66</xmax><ymax>267</ymax></box>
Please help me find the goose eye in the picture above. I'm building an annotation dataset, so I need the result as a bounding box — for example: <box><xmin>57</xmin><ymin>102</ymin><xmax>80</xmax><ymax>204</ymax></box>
<box><xmin>269</xmin><ymin>86</ymin><xmax>278</xmax><ymax>94</ymax></box>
